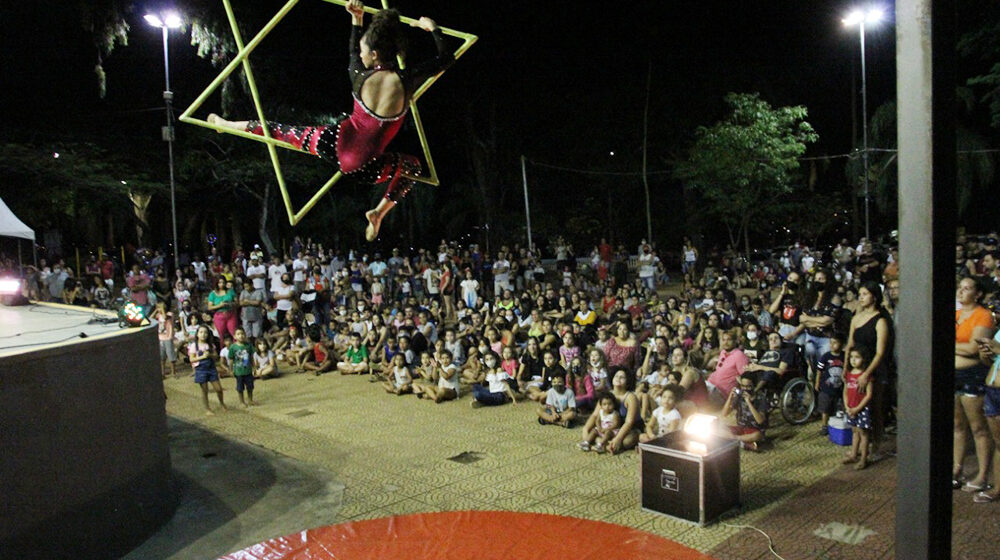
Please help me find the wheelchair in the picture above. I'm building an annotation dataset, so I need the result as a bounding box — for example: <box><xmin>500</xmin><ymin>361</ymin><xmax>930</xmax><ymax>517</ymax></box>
<box><xmin>762</xmin><ymin>342</ymin><xmax>816</xmax><ymax>425</ymax></box>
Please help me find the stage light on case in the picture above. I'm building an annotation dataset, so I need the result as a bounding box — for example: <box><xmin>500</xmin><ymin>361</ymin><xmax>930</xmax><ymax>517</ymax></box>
<box><xmin>0</xmin><ymin>278</ymin><xmax>21</xmax><ymax>294</ymax></box>
<box><xmin>120</xmin><ymin>301</ymin><xmax>148</xmax><ymax>327</ymax></box>
<box><xmin>683</xmin><ymin>413</ymin><xmax>718</xmax><ymax>441</ymax></box>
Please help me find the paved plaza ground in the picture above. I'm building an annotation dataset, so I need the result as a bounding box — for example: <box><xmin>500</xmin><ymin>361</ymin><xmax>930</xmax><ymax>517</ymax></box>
<box><xmin>131</xmin><ymin>363</ymin><xmax>1000</xmax><ymax>559</ymax></box>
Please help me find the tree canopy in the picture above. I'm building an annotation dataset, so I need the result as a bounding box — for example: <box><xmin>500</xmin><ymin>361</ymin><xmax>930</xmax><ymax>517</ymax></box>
<box><xmin>677</xmin><ymin>92</ymin><xmax>818</xmax><ymax>254</ymax></box>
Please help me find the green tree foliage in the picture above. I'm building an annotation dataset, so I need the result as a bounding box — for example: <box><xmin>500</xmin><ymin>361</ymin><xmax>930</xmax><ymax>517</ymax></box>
<box><xmin>676</xmin><ymin>92</ymin><xmax>818</xmax><ymax>255</ymax></box>
<box><xmin>959</xmin><ymin>4</ymin><xmax>1000</xmax><ymax>127</ymax></box>
<box><xmin>860</xmin><ymin>98</ymin><xmax>996</xmax><ymax>220</ymax></box>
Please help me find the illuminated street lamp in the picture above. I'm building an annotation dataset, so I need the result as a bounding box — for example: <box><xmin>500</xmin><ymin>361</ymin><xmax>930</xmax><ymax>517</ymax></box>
<box><xmin>843</xmin><ymin>7</ymin><xmax>885</xmax><ymax>240</ymax></box>
<box><xmin>145</xmin><ymin>11</ymin><xmax>182</xmax><ymax>272</ymax></box>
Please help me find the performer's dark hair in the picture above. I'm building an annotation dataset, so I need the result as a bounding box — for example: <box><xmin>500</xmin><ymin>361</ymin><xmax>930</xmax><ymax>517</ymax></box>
<box><xmin>365</xmin><ymin>9</ymin><xmax>406</xmax><ymax>62</ymax></box>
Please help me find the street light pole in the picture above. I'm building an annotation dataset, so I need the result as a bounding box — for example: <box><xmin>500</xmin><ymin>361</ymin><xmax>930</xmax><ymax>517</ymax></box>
<box><xmin>843</xmin><ymin>7</ymin><xmax>883</xmax><ymax>241</ymax></box>
<box><xmin>146</xmin><ymin>12</ymin><xmax>182</xmax><ymax>274</ymax></box>
<box><xmin>859</xmin><ymin>19</ymin><xmax>870</xmax><ymax>241</ymax></box>
<box><xmin>162</xmin><ymin>26</ymin><xmax>180</xmax><ymax>274</ymax></box>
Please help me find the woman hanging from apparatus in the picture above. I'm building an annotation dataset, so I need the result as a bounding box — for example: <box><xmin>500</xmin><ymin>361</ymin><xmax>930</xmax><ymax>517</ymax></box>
<box><xmin>209</xmin><ymin>0</ymin><xmax>453</xmax><ymax>241</ymax></box>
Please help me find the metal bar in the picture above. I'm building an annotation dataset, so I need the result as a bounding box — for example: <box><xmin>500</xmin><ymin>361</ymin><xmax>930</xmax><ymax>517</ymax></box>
<box><xmin>292</xmin><ymin>172</ymin><xmax>344</xmax><ymax>225</ymax></box>
<box><xmin>178</xmin><ymin>0</ymin><xmax>300</xmax><ymax>122</ymax></box>
<box><xmin>179</xmin><ymin>0</ymin><xmax>476</xmax><ymax>224</ymax></box>
<box><xmin>404</xmin><ymin>102</ymin><xmax>439</xmax><ymax>185</ymax></box>
<box><xmin>220</xmin><ymin>0</ymin><xmax>300</xmax><ymax>224</ymax></box>
<box><xmin>895</xmin><ymin>1</ymin><xmax>956</xmax><ymax>558</ymax></box>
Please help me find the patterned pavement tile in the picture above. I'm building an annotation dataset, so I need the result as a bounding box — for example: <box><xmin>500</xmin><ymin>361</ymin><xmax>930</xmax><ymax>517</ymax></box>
<box><xmin>163</xmin><ymin>368</ymin><xmax>977</xmax><ymax>558</ymax></box>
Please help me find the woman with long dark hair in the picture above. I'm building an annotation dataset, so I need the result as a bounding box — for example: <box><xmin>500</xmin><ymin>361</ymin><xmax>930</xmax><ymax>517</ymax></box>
<box><xmin>210</xmin><ymin>0</ymin><xmax>453</xmax><ymax>241</ymax></box>
<box><xmin>844</xmin><ymin>281</ymin><xmax>894</xmax><ymax>460</ymax></box>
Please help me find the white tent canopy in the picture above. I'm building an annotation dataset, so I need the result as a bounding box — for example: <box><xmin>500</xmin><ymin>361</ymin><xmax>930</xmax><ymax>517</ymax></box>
<box><xmin>0</xmin><ymin>196</ymin><xmax>34</xmax><ymax>241</ymax></box>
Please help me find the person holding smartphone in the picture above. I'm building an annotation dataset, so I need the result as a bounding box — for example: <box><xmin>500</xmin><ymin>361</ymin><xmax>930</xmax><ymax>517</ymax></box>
<box><xmin>721</xmin><ymin>372</ymin><xmax>769</xmax><ymax>452</ymax></box>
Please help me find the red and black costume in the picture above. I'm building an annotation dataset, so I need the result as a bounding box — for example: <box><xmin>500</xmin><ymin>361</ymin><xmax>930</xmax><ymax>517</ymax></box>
<box><xmin>246</xmin><ymin>23</ymin><xmax>453</xmax><ymax>202</ymax></box>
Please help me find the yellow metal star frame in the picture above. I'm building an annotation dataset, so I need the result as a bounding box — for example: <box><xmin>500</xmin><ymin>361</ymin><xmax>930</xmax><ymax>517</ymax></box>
<box><xmin>179</xmin><ymin>0</ymin><xmax>477</xmax><ymax>225</ymax></box>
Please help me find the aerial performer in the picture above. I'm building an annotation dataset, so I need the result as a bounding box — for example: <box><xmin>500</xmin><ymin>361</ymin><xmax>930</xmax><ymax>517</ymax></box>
<box><xmin>208</xmin><ymin>0</ymin><xmax>453</xmax><ymax>241</ymax></box>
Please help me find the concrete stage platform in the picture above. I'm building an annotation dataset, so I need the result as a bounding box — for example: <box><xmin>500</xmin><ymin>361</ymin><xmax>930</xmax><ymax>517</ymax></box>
<box><xmin>0</xmin><ymin>302</ymin><xmax>124</xmax><ymax>357</ymax></box>
<box><xmin>0</xmin><ymin>301</ymin><xmax>174</xmax><ymax>559</ymax></box>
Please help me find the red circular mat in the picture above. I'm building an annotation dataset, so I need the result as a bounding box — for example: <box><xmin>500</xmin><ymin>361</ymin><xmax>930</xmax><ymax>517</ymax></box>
<box><xmin>220</xmin><ymin>510</ymin><xmax>713</xmax><ymax>560</ymax></box>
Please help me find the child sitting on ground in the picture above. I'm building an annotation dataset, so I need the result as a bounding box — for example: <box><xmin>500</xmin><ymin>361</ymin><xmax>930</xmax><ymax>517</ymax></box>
<box><xmin>253</xmin><ymin>338</ymin><xmax>277</xmax><ymax>379</ymax></box>
<box><xmin>413</xmin><ymin>349</ymin><xmax>459</xmax><ymax>403</ymax></box>
<box><xmin>459</xmin><ymin>344</ymin><xmax>484</xmax><ymax>385</ymax></box>
<box><xmin>640</xmin><ymin>384</ymin><xmax>684</xmax><ymax>443</ymax></box>
<box><xmin>471</xmin><ymin>351</ymin><xmax>518</xmax><ymax>407</ymax></box>
<box><xmin>536</xmin><ymin>373</ymin><xmax>577</xmax><ymax>427</ymax></box>
<box><xmin>285</xmin><ymin>324</ymin><xmax>312</xmax><ymax>371</ymax></box>
<box><xmin>578</xmin><ymin>392</ymin><xmax>620</xmax><ymax>452</ymax></box>
<box><xmin>382</xmin><ymin>353</ymin><xmax>413</xmax><ymax>395</ymax></box>
<box><xmin>842</xmin><ymin>348</ymin><xmax>874</xmax><ymax>470</ymax></box>
<box><xmin>527</xmin><ymin>350</ymin><xmax>567</xmax><ymax>402</ymax></box>
<box><xmin>337</xmin><ymin>332</ymin><xmax>370</xmax><ymax>375</ymax></box>
<box><xmin>229</xmin><ymin>328</ymin><xmax>256</xmax><ymax>407</ymax></box>
<box><xmin>302</xmin><ymin>326</ymin><xmax>335</xmax><ymax>376</ymax></box>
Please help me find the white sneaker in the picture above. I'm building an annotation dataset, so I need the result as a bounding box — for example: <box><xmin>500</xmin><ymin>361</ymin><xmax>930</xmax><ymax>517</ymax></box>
<box><xmin>577</xmin><ymin>441</ymin><xmax>590</xmax><ymax>452</ymax></box>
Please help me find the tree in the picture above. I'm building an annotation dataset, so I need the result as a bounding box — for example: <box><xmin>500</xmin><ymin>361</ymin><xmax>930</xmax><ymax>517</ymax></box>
<box><xmin>959</xmin><ymin>3</ymin><xmax>1000</xmax><ymax>128</ymax></box>
<box><xmin>676</xmin><ymin>92</ymin><xmax>818</xmax><ymax>256</ymax></box>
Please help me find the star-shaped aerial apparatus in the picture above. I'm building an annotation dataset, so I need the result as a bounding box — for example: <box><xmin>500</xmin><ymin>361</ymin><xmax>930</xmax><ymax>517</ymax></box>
<box><xmin>179</xmin><ymin>0</ymin><xmax>477</xmax><ymax>225</ymax></box>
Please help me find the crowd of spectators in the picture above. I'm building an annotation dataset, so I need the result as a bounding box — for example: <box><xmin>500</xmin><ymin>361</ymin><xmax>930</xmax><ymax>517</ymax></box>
<box><xmin>5</xmin><ymin>231</ymin><xmax>1000</xmax><ymax>495</ymax></box>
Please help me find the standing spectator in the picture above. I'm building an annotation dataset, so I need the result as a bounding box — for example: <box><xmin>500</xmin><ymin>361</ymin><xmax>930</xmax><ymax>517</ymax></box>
<box><xmin>239</xmin><ymin>278</ymin><xmax>267</xmax><ymax>341</ymax></box>
<box><xmin>796</xmin><ymin>270</ymin><xmax>838</xmax><ymax>379</ymax></box>
<box><xmin>99</xmin><ymin>255</ymin><xmax>115</xmax><ymax>291</ymax></box>
<box><xmin>682</xmin><ymin>237</ymin><xmax>698</xmax><ymax>275</ymax></box>
<box><xmin>208</xmin><ymin>277</ymin><xmax>239</xmax><ymax>347</ymax></box>
<box><xmin>423</xmin><ymin>262</ymin><xmax>441</xmax><ymax>302</ymax></box>
<box><xmin>292</xmin><ymin>251</ymin><xmax>308</xmax><ymax>293</ymax></box>
<box><xmin>246</xmin><ymin>255</ymin><xmax>267</xmax><ymax>291</ymax></box>
<box><xmin>460</xmin><ymin>269</ymin><xmax>479</xmax><ymax>309</ymax></box>
<box><xmin>191</xmin><ymin>256</ymin><xmax>207</xmax><ymax>290</ymax></box>
<box><xmin>152</xmin><ymin>300</ymin><xmax>176</xmax><ymax>378</ymax></box>
<box><xmin>974</xmin><ymin>327</ymin><xmax>1000</xmax><ymax>502</ymax></box>
<box><xmin>947</xmin><ymin>277</ymin><xmax>994</xmax><ymax>491</ymax></box>
<box><xmin>272</xmin><ymin>273</ymin><xmax>295</xmax><ymax>329</ymax></box>
<box><xmin>188</xmin><ymin>325</ymin><xmax>227</xmax><ymax>415</ymax></box>
<box><xmin>492</xmin><ymin>251</ymin><xmax>511</xmax><ymax>299</ymax></box>
<box><xmin>638</xmin><ymin>244</ymin><xmax>658</xmax><ymax>293</ymax></box>
<box><xmin>769</xmin><ymin>271</ymin><xmax>803</xmax><ymax>344</ymax></box>
<box><xmin>268</xmin><ymin>255</ymin><xmax>287</xmax><ymax>293</ymax></box>
<box><xmin>815</xmin><ymin>333</ymin><xmax>846</xmax><ymax>435</ymax></box>
<box><xmin>126</xmin><ymin>264</ymin><xmax>150</xmax><ymax>310</ymax></box>
<box><xmin>229</xmin><ymin>328</ymin><xmax>256</xmax><ymax>407</ymax></box>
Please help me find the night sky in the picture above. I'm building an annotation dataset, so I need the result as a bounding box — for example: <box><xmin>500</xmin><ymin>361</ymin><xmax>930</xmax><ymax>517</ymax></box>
<box><xmin>5</xmin><ymin>1</ymin><xmax>898</xmax><ymax>154</ymax></box>
<box><xmin>4</xmin><ymin>0</ymin><xmax>992</xmax><ymax>247</ymax></box>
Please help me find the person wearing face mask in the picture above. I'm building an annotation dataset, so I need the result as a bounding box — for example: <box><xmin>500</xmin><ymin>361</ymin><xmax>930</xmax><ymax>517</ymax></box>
<box><xmin>536</xmin><ymin>374</ymin><xmax>577</xmax><ymax>427</ymax></box>
<box><xmin>526</xmin><ymin>350</ymin><xmax>567</xmax><ymax>402</ymax></box>
<box><xmin>471</xmin><ymin>351</ymin><xmax>518</xmax><ymax>407</ymax></box>
<box><xmin>790</xmin><ymin>270</ymin><xmax>838</xmax><ymax>381</ymax></box>
<box><xmin>741</xmin><ymin>323</ymin><xmax>767</xmax><ymax>362</ymax></box>
<box><xmin>768</xmin><ymin>271</ymin><xmax>804</xmax><ymax>345</ymax></box>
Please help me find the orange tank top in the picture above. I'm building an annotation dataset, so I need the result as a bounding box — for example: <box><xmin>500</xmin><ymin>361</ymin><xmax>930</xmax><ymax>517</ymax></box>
<box><xmin>955</xmin><ymin>306</ymin><xmax>994</xmax><ymax>343</ymax></box>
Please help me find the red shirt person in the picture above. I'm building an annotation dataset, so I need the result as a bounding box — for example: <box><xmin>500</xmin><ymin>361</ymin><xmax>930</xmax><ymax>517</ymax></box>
<box><xmin>707</xmin><ymin>330</ymin><xmax>750</xmax><ymax>398</ymax></box>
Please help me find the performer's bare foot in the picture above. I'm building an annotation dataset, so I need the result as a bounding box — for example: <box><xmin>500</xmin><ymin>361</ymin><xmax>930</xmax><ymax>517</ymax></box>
<box><xmin>365</xmin><ymin>210</ymin><xmax>381</xmax><ymax>242</ymax></box>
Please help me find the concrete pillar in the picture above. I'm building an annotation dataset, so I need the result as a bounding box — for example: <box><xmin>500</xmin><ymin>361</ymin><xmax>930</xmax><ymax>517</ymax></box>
<box><xmin>895</xmin><ymin>1</ymin><xmax>956</xmax><ymax>558</ymax></box>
